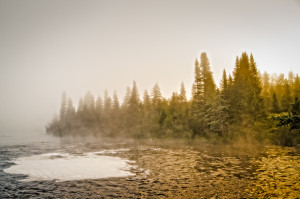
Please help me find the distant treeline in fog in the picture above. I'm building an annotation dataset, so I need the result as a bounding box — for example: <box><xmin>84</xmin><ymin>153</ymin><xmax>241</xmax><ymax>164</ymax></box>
<box><xmin>46</xmin><ymin>52</ymin><xmax>300</xmax><ymax>146</ymax></box>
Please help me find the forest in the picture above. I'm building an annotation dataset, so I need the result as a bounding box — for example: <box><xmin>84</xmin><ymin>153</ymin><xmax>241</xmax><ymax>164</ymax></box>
<box><xmin>46</xmin><ymin>52</ymin><xmax>300</xmax><ymax>146</ymax></box>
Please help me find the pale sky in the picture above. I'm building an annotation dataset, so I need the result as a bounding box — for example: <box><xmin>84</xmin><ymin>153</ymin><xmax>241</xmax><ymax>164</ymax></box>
<box><xmin>0</xmin><ymin>0</ymin><xmax>300</xmax><ymax>133</ymax></box>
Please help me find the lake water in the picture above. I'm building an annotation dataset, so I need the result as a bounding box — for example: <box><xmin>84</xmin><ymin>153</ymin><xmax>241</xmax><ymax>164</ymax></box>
<box><xmin>0</xmin><ymin>132</ymin><xmax>299</xmax><ymax>198</ymax></box>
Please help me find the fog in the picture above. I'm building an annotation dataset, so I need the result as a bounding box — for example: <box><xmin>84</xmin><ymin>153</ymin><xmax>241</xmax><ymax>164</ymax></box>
<box><xmin>0</xmin><ymin>0</ymin><xmax>300</xmax><ymax>134</ymax></box>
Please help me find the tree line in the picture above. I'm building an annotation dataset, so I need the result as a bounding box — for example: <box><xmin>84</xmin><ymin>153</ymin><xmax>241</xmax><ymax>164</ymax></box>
<box><xmin>46</xmin><ymin>52</ymin><xmax>300</xmax><ymax>145</ymax></box>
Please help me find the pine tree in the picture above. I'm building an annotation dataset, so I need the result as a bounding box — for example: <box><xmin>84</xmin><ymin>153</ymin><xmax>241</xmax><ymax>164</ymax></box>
<box><xmin>190</xmin><ymin>57</ymin><xmax>204</xmax><ymax>136</ymax></box>
<box><xmin>122</xmin><ymin>86</ymin><xmax>131</xmax><ymax>109</ymax></box>
<box><xmin>112</xmin><ymin>91</ymin><xmax>120</xmax><ymax>111</ymax></box>
<box><xmin>66</xmin><ymin>98</ymin><xmax>75</xmax><ymax>120</ymax></box>
<box><xmin>249</xmin><ymin>53</ymin><xmax>264</xmax><ymax>118</ymax></box>
<box><xmin>192</xmin><ymin>58</ymin><xmax>203</xmax><ymax>104</ymax></box>
<box><xmin>281</xmin><ymin>80</ymin><xmax>292</xmax><ymax>112</ymax></box>
<box><xmin>123</xmin><ymin>81</ymin><xmax>141</xmax><ymax>134</ymax></box>
<box><xmin>228</xmin><ymin>74</ymin><xmax>233</xmax><ymax>86</ymax></box>
<box><xmin>231</xmin><ymin>52</ymin><xmax>264</xmax><ymax>122</ymax></box>
<box><xmin>95</xmin><ymin>97</ymin><xmax>103</xmax><ymax>114</ymax></box>
<box><xmin>221</xmin><ymin>69</ymin><xmax>228</xmax><ymax>92</ymax></box>
<box><xmin>288</xmin><ymin>71</ymin><xmax>294</xmax><ymax>86</ymax></box>
<box><xmin>151</xmin><ymin>83</ymin><xmax>162</xmax><ymax>107</ymax></box>
<box><xmin>104</xmin><ymin>90</ymin><xmax>112</xmax><ymax>115</ymax></box>
<box><xmin>272</xmin><ymin>92</ymin><xmax>280</xmax><ymax>113</ymax></box>
<box><xmin>143</xmin><ymin>90</ymin><xmax>151</xmax><ymax>111</ymax></box>
<box><xmin>262</xmin><ymin>71</ymin><xmax>271</xmax><ymax>111</ymax></box>
<box><xmin>129</xmin><ymin>81</ymin><xmax>140</xmax><ymax>110</ymax></box>
<box><xmin>200</xmin><ymin>52</ymin><xmax>216</xmax><ymax>101</ymax></box>
<box><xmin>294</xmin><ymin>74</ymin><xmax>300</xmax><ymax>99</ymax></box>
<box><xmin>95</xmin><ymin>96</ymin><xmax>103</xmax><ymax>127</ymax></box>
<box><xmin>179</xmin><ymin>82</ymin><xmax>187</xmax><ymax>102</ymax></box>
<box><xmin>59</xmin><ymin>91</ymin><xmax>67</xmax><ymax>121</ymax></box>
<box><xmin>77</xmin><ymin>97</ymin><xmax>84</xmax><ymax>112</ymax></box>
<box><xmin>83</xmin><ymin>91</ymin><xmax>95</xmax><ymax>111</ymax></box>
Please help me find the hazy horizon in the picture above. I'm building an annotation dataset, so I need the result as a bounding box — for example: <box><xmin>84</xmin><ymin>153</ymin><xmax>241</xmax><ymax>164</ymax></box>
<box><xmin>0</xmin><ymin>0</ymin><xmax>300</xmax><ymax>133</ymax></box>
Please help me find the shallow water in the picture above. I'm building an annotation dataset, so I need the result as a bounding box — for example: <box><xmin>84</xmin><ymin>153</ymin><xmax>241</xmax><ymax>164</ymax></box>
<box><xmin>0</xmin><ymin>134</ymin><xmax>299</xmax><ymax>198</ymax></box>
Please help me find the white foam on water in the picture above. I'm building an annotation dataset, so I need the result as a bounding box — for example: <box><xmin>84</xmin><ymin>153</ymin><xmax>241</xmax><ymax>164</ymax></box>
<box><xmin>4</xmin><ymin>150</ymin><xmax>135</xmax><ymax>181</ymax></box>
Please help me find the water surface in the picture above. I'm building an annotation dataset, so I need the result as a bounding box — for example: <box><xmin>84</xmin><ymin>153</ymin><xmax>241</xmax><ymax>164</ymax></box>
<box><xmin>0</xmin><ymin>133</ymin><xmax>299</xmax><ymax>198</ymax></box>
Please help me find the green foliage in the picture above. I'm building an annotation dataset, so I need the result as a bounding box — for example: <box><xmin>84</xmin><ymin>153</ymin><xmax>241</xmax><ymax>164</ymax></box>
<box><xmin>46</xmin><ymin>52</ymin><xmax>299</xmax><ymax>146</ymax></box>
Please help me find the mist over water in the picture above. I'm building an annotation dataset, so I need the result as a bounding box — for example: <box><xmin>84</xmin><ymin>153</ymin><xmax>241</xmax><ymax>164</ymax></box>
<box><xmin>0</xmin><ymin>136</ymin><xmax>299</xmax><ymax>198</ymax></box>
<box><xmin>0</xmin><ymin>0</ymin><xmax>300</xmax><ymax>198</ymax></box>
<box><xmin>0</xmin><ymin>130</ymin><xmax>57</xmax><ymax>146</ymax></box>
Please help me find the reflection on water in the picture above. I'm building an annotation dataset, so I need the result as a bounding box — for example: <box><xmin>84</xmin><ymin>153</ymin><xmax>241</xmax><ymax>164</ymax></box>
<box><xmin>249</xmin><ymin>147</ymin><xmax>300</xmax><ymax>198</ymax></box>
<box><xmin>0</xmin><ymin>136</ymin><xmax>299</xmax><ymax>198</ymax></box>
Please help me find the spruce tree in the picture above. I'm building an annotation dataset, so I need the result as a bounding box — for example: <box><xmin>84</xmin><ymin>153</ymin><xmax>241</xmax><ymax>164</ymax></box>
<box><xmin>262</xmin><ymin>71</ymin><xmax>271</xmax><ymax>112</ymax></box>
<box><xmin>83</xmin><ymin>91</ymin><xmax>95</xmax><ymax>111</ymax></box>
<box><xmin>104</xmin><ymin>90</ymin><xmax>112</xmax><ymax>115</ymax></box>
<box><xmin>200</xmin><ymin>52</ymin><xmax>216</xmax><ymax>101</ymax></box>
<box><xmin>231</xmin><ymin>52</ymin><xmax>264</xmax><ymax>122</ymax></box>
<box><xmin>179</xmin><ymin>82</ymin><xmax>187</xmax><ymax>102</ymax></box>
<box><xmin>129</xmin><ymin>81</ymin><xmax>140</xmax><ymax>110</ymax></box>
<box><xmin>66</xmin><ymin>98</ymin><xmax>75</xmax><ymax>120</ymax></box>
<box><xmin>272</xmin><ymin>92</ymin><xmax>280</xmax><ymax>113</ymax></box>
<box><xmin>77</xmin><ymin>97</ymin><xmax>84</xmax><ymax>112</ymax></box>
<box><xmin>122</xmin><ymin>86</ymin><xmax>131</xmax><ymax>109</ymax></box>
<box><xmin>112</xmin><ymin>91</ymin><xmax>120</xmax><ymax>111</ymax></box>
<box><xmin>294</xmin><ymin>74</ymin><xmax>300</xmax><ymax>99</ymax></box>
<box><xmin>281</xmin><ymin>80</ymin><xmax>292</xmax><ymax>112</ymax></box>
<box><xmin>95</xmin><ymin>96</ymin><xmax>103</xmax><ymax>126</ymax></box>
<box><xmin>143</xmin><ymin>90</ymin><xmax>151</xmax><ymax>111</ymax></box>
<box><xmin>95</xmin><ymin>97</ymin><xmax>103</xmax><ymax>114</ymax></box>
<box><xmin>221</xmin><ymin>69</ymin><xmax>228</xmax><ymax>92</ymax></box>
<box><xmin>191</xmin><ymin>57</ymin><xmax>204</xmax><ymax>136</ymax></box>
<box><xmin>59</xmin><ymin>91</ymin><xmax>67</xmax><ymax>121</ymax></box>
<box><xmin>151</xmin><ymin>83</ymin><xmax>162</xmax><ymax>107</ymax></box>
<box><xmin>192</xmin><ymin>59</ymin><xmax>203</xmax><ymax>104</ymax></box>
<box><xmin>249</xmin><ymin>53</ymin><xmax>264</xmax><ymax>118</ymax></box>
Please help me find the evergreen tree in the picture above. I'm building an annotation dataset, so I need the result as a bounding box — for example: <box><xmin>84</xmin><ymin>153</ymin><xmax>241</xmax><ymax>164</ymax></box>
<box><xmin>59</xmin><ymin>91</ymin><xmax>67</xmax><ymax>121</ymax></box>
<box><xmin>104</xmin><ymin>90</ymin><xmax>112</xmax><ymax>115</ymax></box>
<box><xmin>95</xmin><ymin>97</ymin><xmax>103</xmax><ymax>114</ymax></box>
<box><xmin>191</xmin><ymin>57</ymin><xmax>204</xmax><ymax>136</ymax></box>
<box><xmin>83</xmin><ymin>91</ymin><xmax>95</xmax><ymax>111</ymax></box>
<box><xmin>221</xmin><ymin>69</ymin><xmax>228</xmax><ymax>92</ymax></box>
<box><xmin>294</xmin><ymin>74</ymin><xmax>300</xmax><ymax>99</ymax></box>
<box><xmin>228</xmin><ymin>74</ymin><xmax>233</xmax><ymax>86</ymax></box>
<box><xmin>129</xmin><ymin>81</ymin><xmax>140</xmax><ymax>110</ymax></box>
<box><xmin>143</xmin><ymin>90</ymin><xmax>151</xmax><ymax>109</ymax></box>
<box><xmin>122</xmin><ymin>86</ymin><xmax>131</xmax><ymax>109</ymax></box>
<box><xmin>192</xmin><ymin>58</ymin><xmax>203</xmax><ymax>104</ymax></box>
<box><xmin>112</xmin><ymin>91</ymin><xmax>120</xmax><ymax>111</ymax></box>
<box><xmin>288</xmin><ymin>71</ymin><xmax>294</xmax><ymax>86</ymax></box>
<box><xmin>66</xmin><ymin>98</ymin><xmax>75</xmax><ymax>120</ymax></box>
<box><xmin>151</xmin><ymin>83</ymin><xmax>162</xmax><ymax>107</ymax></box>
<box><xmin>271</xmin><ymin>92</ymin><xmax>280</xmax><ymax>113</ymax></box>
<box><xmin>77</xmin><ymin>97</ymin><xmax>84</xmax><ymax>112</ymax></box>
<box><xmin>95</xmin><ymin>96</ymin><xmax>103</xmax><ymax>127</ymax></box>
<box><xmin>179</xmin><ymin>82</ymin><xmax>187</xmax><ymax>102</ymax></box>
<box><xmin>200</xmin><ymin>52</ymin><xmax>216</xmax><ymax>101</ymax></box>
<box><xmin>124</xmin><ymin>81</ymin><xmax>141</xmax><ymax>134</ymax></box>
<box><xmin>231</xmin><ymin>52</ymin><xmax>264</xmax><ymax>122</ymax></box>
<box><xmin>46</xmin><ymin>52</ymin><xmax>299</xmax><ymax>145</ymax></box>
<box><xmin>262</xmin><ymin>71</ymin><xmax>271</xmax><ymax>111</ymax></box>
<box><xmin>281</xmin><ymin>80</ymin><xmax>292</xmax><ymax>112</ymax></box>
<box><xmin>249</xmin><ymin>53</ymin><xmax>264</xmax><ymax>118</ymax></box>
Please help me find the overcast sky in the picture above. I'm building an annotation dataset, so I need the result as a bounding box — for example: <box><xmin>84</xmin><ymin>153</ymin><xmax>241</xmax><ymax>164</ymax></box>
<box><xmin>0</xmin><ymin>0</ymin><xmax>300</xmax><ymax>133</ymax></box>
